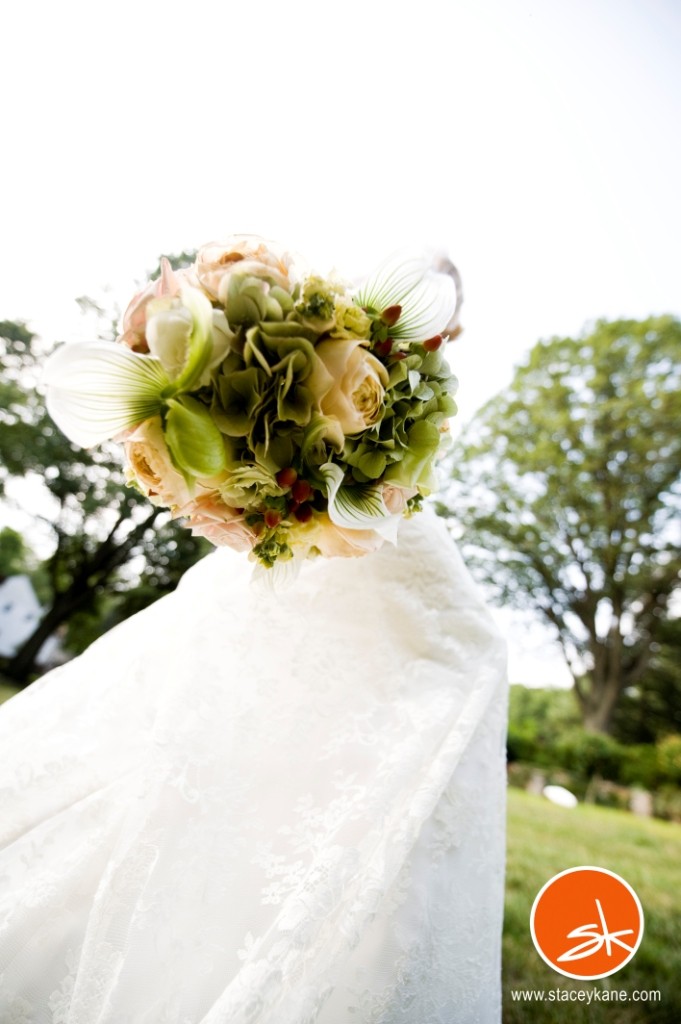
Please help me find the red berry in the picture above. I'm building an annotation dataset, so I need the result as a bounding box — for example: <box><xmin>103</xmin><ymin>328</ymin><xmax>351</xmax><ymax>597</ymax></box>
<box><xmin>291</xmin><ymin>479</ymin><xmax>312</xmax><ymax>504</ymax></box>
<box><xmin>264</xmin><ymin>509</ymin><xmax>281</xmax><ymax>529</ymax></box>
<box><xmin>374</xmin><ymin>338</ymin><xmax>393</xmax><ymax>359</ymax></box>
<box><xmin>294</xmin><ymin>502</ymin><xmax>313</xmax><ymax>523</ymax></box>
<box><xmin>381</xmin><ymin>304</ymin><xmax>402</xmax><ymax>327</ymax></box>
<box><xmin>424</xmin><ymin>334</ymin><xmax>443</xmax><ymax>352</ymax></box>
<box><xmin>276</xmin><ymin>467</ymin><xmax>298</xmax><ymax>488</ymax></box>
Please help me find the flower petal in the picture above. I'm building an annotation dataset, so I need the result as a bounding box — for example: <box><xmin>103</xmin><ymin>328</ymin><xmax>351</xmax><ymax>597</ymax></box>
<box><xmin>163</xmin><ymin>286</ymin><xmax>216</xmax><ymax>395</ymax></box>
<box><xmin>320</xmin><ymin>461</ymin><xmax>400</xmax><ymax>538</ymax></box>
<box><xmin>164</xmin><ymin>397</ymin><xmax>228</xmax><ymax>478</ymax></box>
<box><xmin>43</xmin><ymin>341</ymin><xmax>169</xmax><ymax>446</ymax></box>
<box><xmin>250</xmin><ymin>556</ymin><xmax>301</xmax><ymax>591</ymax></box>
<box><xmin>356</xmin><ymin>253</ymin><xmax>459</xmax><ymax>341</ymax></box>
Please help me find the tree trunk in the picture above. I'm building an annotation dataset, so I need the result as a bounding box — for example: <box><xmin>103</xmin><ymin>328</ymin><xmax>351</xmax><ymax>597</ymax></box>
<box><xmin>578</xmin><ymin>673</ymin><xmax>623</xmax><ymax>734</ymax></box>
<box><xmin>4</xmin><ymin>585</ymin><xmax>91</xmax><ymax>684</ymax></box>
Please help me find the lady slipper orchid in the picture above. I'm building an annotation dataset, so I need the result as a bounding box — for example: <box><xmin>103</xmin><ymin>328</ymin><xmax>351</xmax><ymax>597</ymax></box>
<box><xmin>43</xmin><ymin>342</ymin><xmax>170</xmax><ymax>446</ymax></box>
<box><xmin>320</xmin><ymin>461</ymin><xmax>401</xmax><ymax>543</ymax></box>
<box><xmin>356</xmin><ymin>253</ymin><xmax>460</xmax><ymax>342</ymax></box>
<box><xmin>43</xmin><ymin>286</ymin><xmax>216</xmax><ymax>448</ymax></box>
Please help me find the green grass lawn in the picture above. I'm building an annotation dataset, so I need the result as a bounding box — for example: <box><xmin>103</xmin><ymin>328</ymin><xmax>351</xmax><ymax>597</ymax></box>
<box><xmin>504</xmin><ymin>788</ymin><xmax>681</xmax><ymax>1023</ymax></box>
<box><xmin>0</xmin><ymin>680</ymin><xmax>20</xmax><ymax>704</ymax></box>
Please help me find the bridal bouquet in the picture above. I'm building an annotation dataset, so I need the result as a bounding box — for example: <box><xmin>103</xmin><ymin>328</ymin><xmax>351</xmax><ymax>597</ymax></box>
<box><xmin>44</xmin><ymin>237</ymin><xmax>461</xmax><ymax>572</ymax></box>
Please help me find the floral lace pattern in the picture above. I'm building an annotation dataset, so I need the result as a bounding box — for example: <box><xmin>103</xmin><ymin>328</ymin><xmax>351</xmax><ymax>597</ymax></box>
<box><xmin>0</xmin><ymin>508</ymin><xmax>507</xmax><ymax>1023</ymax></box>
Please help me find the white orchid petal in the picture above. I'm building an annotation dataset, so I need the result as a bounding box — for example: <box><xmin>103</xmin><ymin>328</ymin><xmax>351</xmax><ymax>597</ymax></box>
<box><xmin>395</xmin><ymin>271</ymin><xmax>459</xmax><ymax>341</ymax></box>
<box><xmin>43</xmin><ymin>341</ymin><xmax>169</xmax><ymax>446</ymax></box>
<box><xmin>356</xmin><ymin>253</ymin><xmax>458</xmax><ymax>341</ymax></box>
<box><xmin>321</xmin><ymin>461</ymin><xmax>400</xmax><ymax>533</ymax></box>
<box><xmin>356</xmin><ymin>255</ymin><xmax>428</xmax><ymax>311</ymax></box>
<box><xmin>374</xmin><ymin>513</ymin><xmax>401</xmax><ymax>545</ymax></box>
<box><xmin>250</xmin><ymin>556</ymin><xmax>301</xmax><ymax>591</ymax></box>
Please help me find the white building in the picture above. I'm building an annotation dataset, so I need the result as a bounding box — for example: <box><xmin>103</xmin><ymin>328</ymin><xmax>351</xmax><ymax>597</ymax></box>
<box><xmin>0</xmin><ymin>575</ymin><xmax>61</xmax><ymax>665</ymax></box>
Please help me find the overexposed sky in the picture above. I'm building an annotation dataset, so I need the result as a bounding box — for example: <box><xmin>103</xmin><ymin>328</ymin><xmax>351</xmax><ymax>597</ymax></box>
<box><xmin>1</xmin><ymin>0</ymin><xmax>679</xmax><ymax>684</ymax></box>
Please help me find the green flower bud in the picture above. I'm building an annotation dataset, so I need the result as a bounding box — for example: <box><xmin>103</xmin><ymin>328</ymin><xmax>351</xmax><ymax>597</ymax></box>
<box><xmin>164</xmin><ymin>397</ymin><xmax>228</xmax><ymax>478</ymax></box>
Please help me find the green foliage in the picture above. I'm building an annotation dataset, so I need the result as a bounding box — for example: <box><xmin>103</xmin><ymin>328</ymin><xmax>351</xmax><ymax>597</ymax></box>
<box><xmin>0</xmin><ymin>527</ymin><xmax>30</xmax><ymax>578</ymax></box>
<box><xmin>619</xmin><ymin>743</ymin><xmax>661</xmax><ymax>790</ymax></box>
<box><xmin>444</xmin><ymin>316</ymin><xmax>681</xmax><ymax>733</ymax></box>
<box><xmin>508</xmin><ymin>685</ymin><xmax>581</xmax><ymax>741</ymax></box>
<box><xmin>653</xmin><ymin>785</ymin><xmax>681</xmax><ymax>823</ymax></box>
<box><xmin>507</xmin><ymin>686</ymin><xmax>681</xmax><ymax>793</ymax></box>
<box><xmin>656</xmin><ymin>734</ymin><xmax>681</xmax><ymax>786</ymax></box>
<box><xmin>507</xmin><ymin>684</ymin><xmax>580</xmax><ymax>764</ymax></box>
<box><xmin>554</xmin><ymin>728</ymin><xmax>626</xmax><ymax>779</ymax></box>
<box><xmin>0</xmin><ymin>526</ymin><xmax>51</xmax><ymax>603</ymax></box>
<box><xmin>612</xmin><ymin>616</ymin><xmax>681</xmax><ymax>743</ymax></box>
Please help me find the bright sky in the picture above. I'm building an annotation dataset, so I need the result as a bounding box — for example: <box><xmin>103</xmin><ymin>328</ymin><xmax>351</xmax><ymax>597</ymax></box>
<box><xmin>1</xmin><ymin>0</ymin><xmax>679</xmax><ymax>685</ymax></box>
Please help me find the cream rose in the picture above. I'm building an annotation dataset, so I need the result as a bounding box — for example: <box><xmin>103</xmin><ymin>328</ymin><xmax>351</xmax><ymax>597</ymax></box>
<box><xmin>124</xmin><ymin>416</ymin><xmax>193</xmax><ymax>508</ymax></box>
<box><xmin>309</xmin><ymin>340</ymin><xmax>389</xmax><ymax>437</ymax></box>
<box><xmin>196</xmin><ymin>237</ymin><xmax>295</xmax><ymax>302</ymax></box>
<box><xmin>290</xmin><ymin>511</ymin><xmax>385</xmax><ymax>560</ymax></box>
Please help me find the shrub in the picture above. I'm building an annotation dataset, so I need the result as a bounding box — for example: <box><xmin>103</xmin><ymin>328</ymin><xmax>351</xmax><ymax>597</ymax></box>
<box><xmin>619</xmin><ymin>744</ymin><xmax>660</xmax><ymax>789</ymax></box>
<box><xmin>506</xmin><ymin>725</ymin><xmax>541</xmax><ymax>765</ymax></box>
<box><xmin>657</xmin><ymin>734</ymin><xmax>681</xmax><ymax>785</ymax></box>
<box><xmin>653</xmin><ymin>785</ymin><xmax>681</xmax><ymax>823</ymax></box>
<box><xmin>554</xmin><ymin>728</ymin><xmax>626</xmax><ymax>781</ymax></box>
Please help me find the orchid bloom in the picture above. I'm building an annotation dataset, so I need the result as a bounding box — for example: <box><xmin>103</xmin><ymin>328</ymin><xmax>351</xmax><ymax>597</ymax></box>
<box><xmin>43</xmin><ymin>286</ymin><xmax>215</xmax><ymax>447</ymax></box>
<box><xmin>355</xmin><ymin>252</ymin><xmax>461</xmax><ymax>341</ymax></box>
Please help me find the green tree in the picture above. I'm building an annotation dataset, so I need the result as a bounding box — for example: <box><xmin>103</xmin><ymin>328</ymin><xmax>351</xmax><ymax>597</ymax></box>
<box><xmin>611</xmin><ymin>616</ymin><xmax>681</xmax><ymax>744</ymax></box>
<box><xmin>0</xmin><ymin>316</ymin><xmax>209</xmax><ymax>686</ymax></box>
<box><xmin>442</xmin><ymin>316</ymin><xmax>681</xmax><ymax>733</ymax></box>
<box><xmin>0</xmin><ymin>527</ymin><xmax>31</xmax><ymax>579</ymax></box>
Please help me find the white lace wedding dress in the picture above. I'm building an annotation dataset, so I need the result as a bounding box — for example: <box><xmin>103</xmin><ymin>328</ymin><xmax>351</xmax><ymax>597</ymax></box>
<box><xmin>0</xmin><ymin>507</ymin><xmax>507</xmax><ymax>1024</ymax></box>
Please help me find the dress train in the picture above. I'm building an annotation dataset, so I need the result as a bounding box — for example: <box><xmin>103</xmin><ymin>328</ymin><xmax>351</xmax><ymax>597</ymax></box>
<box><xmin>0</xmin><ymin>508</ymin><xmax>507</xmax><ymax>1023</ymax></box>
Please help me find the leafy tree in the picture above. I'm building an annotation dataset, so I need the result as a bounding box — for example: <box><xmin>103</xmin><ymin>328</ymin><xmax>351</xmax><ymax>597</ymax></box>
<box><xmin>506</xmin><ymin>684</ymin><xmax>580</xmax><ymax>764</ymax></box>
<box><xmin>611</xmin><ymin>616</ymin><xmax>681</xmax><ymax>744</ymax></box>
<box><xmin>0</xmin><ymin>312</ymin><xmax>209</xmax><ymax>686</ymax></box>
<box><xmin>442</xmin><ymin>316</ymin><xmax>681</xmax><ymax>733</ymax></box>
<box><xmin>0</xmin><ymin>526</ymin><xmax>51</xmax><ymax>605</ymax></box>
<box><xmin>0</xmin><ymin>527</ymin><xmax>31</xmax><ymax>579</ymax></box>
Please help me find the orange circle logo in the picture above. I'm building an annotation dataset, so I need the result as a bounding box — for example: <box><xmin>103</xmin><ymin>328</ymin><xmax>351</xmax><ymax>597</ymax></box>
<box><xmin>530</xmin><ymin>866</ymin><xmax>644</xmax><ymax>980</ymax></box>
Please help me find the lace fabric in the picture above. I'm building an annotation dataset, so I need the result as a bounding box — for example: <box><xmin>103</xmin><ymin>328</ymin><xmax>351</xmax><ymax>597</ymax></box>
<box><xmin>0</xmin><ymin>507</ymin><xmax>507</xmax><ymax>1023</ymax></box>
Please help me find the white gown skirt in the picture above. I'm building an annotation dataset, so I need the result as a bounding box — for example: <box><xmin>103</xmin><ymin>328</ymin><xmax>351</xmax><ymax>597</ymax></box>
<box><xmin>0</xmin><ymin>508</ymin><xmax>508</xmax><ymax>1024</ymax></box>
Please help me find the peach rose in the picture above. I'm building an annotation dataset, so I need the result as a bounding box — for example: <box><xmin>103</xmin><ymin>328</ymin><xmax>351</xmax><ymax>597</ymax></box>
<box><xmin>178</xmin><ymin>493</ymin><xmax>257</xmax><ymax>552</ymax></box>
<box><xmin>309</xmin><ymin>340</ymin><xmax>389</xmax><ymax>437</ymax></box>
<box><xmin>196</xmin><ymin>237</ymin><xmax>295</xmax><ymax>302</ymax></box>
<box><xmin>125</xmin><ymin>416</ymin><xmax>193</xmax><ymax>508</ymax></box>
<box><xmin>381</xmin><ymin>484</ymin><xmax>418</xmax><ymax>515</ymax></box>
